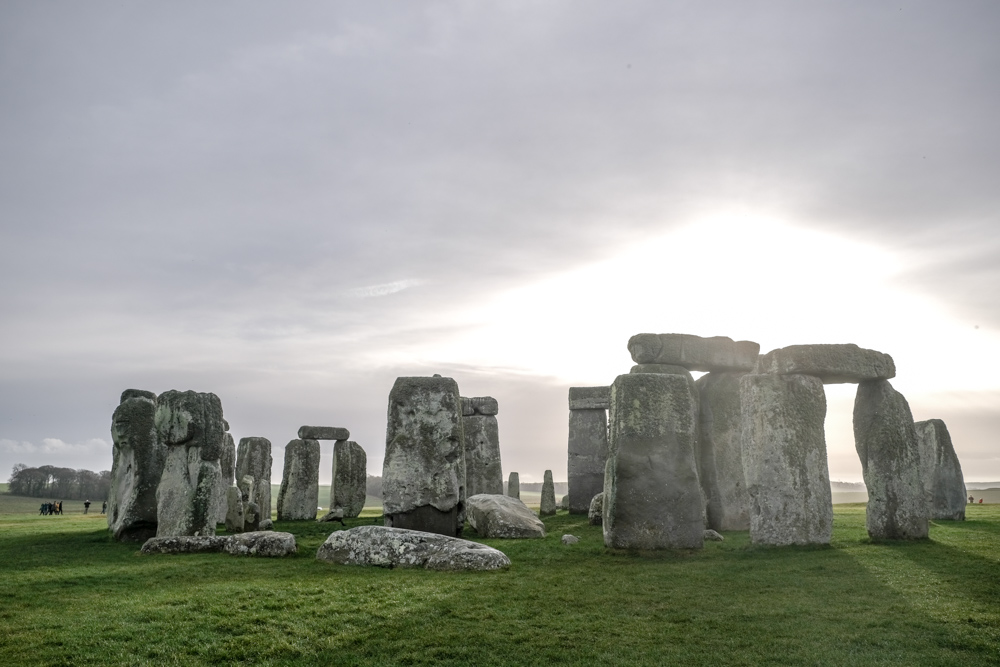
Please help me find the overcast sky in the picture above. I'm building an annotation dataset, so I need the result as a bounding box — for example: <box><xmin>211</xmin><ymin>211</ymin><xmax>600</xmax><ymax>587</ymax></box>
<box><xmin>2</xmin><ymin>1</ymin><xmax>998</xmax><ymax>486</ymax></box>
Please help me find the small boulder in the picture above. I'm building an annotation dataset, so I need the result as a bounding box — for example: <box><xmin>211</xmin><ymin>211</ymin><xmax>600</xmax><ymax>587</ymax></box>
<box><xmin>140</xmin><ymin>535</ymin><xmax>228</xmax><ymax>554</ymax></box>
<box><xmin>467</xmin><ymin>494</ymin><xmax>545</xmax><ymax>538</ymax></box>
<box><xmin>588</xmin><ymin>493</ymin><xmax>603</xmax><ymax>526</ymax></box>
<box><xmin>224</xmin><ymin>531</ymin><xmax>297</xmax><ymax>557</ymax></box>
<box><xmin>561</xmin><ymin>534</ymin><xmax>580</xmax><ymax>545</ymax></box>
<box><xmin>703</xmin><ymin>529</ymin><xmax>724</xmax><ymax>542</ymax></box>
<box><xmin>316</xmin><ymin>525</ymin><xmax>510</xmax><ymax>571</ymax></box>
<box><xmin>318</xmin><ymin>508</ymin><xmax>346</xmax><ymax>524</ymax></box>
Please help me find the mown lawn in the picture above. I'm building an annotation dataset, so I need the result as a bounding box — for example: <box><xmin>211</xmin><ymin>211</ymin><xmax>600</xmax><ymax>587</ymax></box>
<box><xmin>0</xmin><ymin>495</ymin><xmax>997</xmax><ymax>666</ymax></box>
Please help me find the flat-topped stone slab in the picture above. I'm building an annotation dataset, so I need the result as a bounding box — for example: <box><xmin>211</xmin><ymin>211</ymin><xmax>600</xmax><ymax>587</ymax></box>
<box><xmin>224</xmin><ymin>531</ymin><xmax>297</xmax><ymax>557</ymax></box>
<box><xmin>568</xmin><ymin>386</ymin><xmax>610</xmax><ymax>410</ymax></box>
<box><xmin>756</xmin><ymin>344</ymin><xmax>895</xmax><ymax>384</ymax></box>
<box><xmin>627</xmin><ymin>334</ymin><xmax>759</xmax><ymax>372</ymax></box>
<box><xmin>298</xmin><ymin>426</ymin><xmax>350</xmax><ymax>441</ymax></box>
<box><xmin>467</xmin><ymin>494</ymin><xmax>545</xmax><ymax>538</ymax></box>
<box><xmin>140</xmin><ymin>535</ymin><xmax>228</xmax><ymax>554</ymax></box>
<box><xmin>469</xmin><ymin>396</ymin><xmax>498</xmax><ymax>416</ymax></box>
<box><xmin>316</xmin><ymin>525</ymin><xmax>510</xmax><ymax>571</ymax></box>
<box><xmin>629</xmin><ymin>364</ymin><xmax>691</xmax><ymax>375</ymax></box>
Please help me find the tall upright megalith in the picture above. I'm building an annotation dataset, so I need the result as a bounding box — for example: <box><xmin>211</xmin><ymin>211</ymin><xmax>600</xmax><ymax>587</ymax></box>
<box><xmin>108</xmin><ymin>389</ymin><xmax>164</xmax><ymax>541</ymax></box>
<box><xmin>154</xmin><ymin>390</ymin><xmax>226</xmax><ymax>537</ymax></box>
<box><xmin>236</xmin><ymin>437</ymin><xmax>272</xmax><ymax>521</ymax></box>
<box><xmin>540</xmin><ymin>469</ymin><xmax>557</xmax><ymax>516</ymax></box>
<box><xmin>507</xmin><ymin>472</ymin><xmax>520</xmax><ymax>500</ymax></box>
<box><xmin>462</xmin><ymin>396</ymin><xmax>503</xmax><ymax>497</ymax></box>
<box><xmin>914</xmin><ymin>419</ymin><xmax>966</xmax><ymax>521</ymax></box>
<box><xmin>604</xmin><ymin>373</ymin><xmax>703</xmax><ymax>550</ymax></box>
<box><xmin>567</xmin><ymin>387</ymin><xmax>610</xmax><ymax>515</ymax></box>
<box><xmin>854</xmin><ymin>380</ymin><xmax>928</xmax><ymax>540</ymax></box>
<box><xmin>696</xmin><ymin>372</ymin><xmax>750</xmax><ymax>531</ymax></box>
<box><xmin>383</xmin><ymin>376</ymin><xmax>466</xmax><ymax>537</ymax></box>
<box><xmin>741</xmin><ymin>373</ymin><xmax>833</xmax><ymax>546</ymax></box>
<box><xmin>212</xmin><ymin>428</ymin><xmax>236</xmax><ymax>527</ymax></box>
<box><xmin>277</xmin><ymin>439</ymin><xmax>321</xmax><ymax>521</ymax></box>
<box><xmin>331</xmin><ymin>440</ymin><xmax>367</xmax><ymax>518</ymax></box>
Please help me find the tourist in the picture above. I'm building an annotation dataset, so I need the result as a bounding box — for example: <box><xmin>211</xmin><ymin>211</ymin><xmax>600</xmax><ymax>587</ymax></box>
<box><xmin>101</xmin><ymin>500</ymin><xmax>107</xmax><ymax>514</ymax></box>
<box><xmin>84</xmin><ymin>499</ymin><xmax>91</xmax><ymax>514</ymax></box>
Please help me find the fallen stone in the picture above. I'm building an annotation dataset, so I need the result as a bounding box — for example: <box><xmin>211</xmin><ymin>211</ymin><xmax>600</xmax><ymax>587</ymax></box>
<box><xmin>331</xmin><ymin>440</ymin><xmax>367</xmax><ymax>518</ymax></box>
<box><xmin>470</xmin><ymin>396</ymin><xmax>499</xmax><ymax>416</ymax></box>
<box><xmin>568</xmin><ymin>401</ymin><xmax>609</xmax><ymax>515</ymax></box>
<box><xmin>463</xmin><ymin>403</ymin><xmax>504</xmax><ymax>497</ymax></box>
<box><xmin>507</xmin><ymin>472</ymin><xmax>520</xmax><ymax>500</ymax></box>
<box><xmin>561</xmin><ymin>534</ymin><xmax>579</xmax><ymax>545</ymax></box>
<box><xmin>140</xmin><ymin>535</ymin><xmax>228</xmax><ymax>554</ymax></box>
<box><xmin>224</xmin><ymin>531</ymin><xmax>297</xmax><ymax>557</ymax></box>
<box><xmin>276</xmin><ymin>439</ymin><xmax>321</xmax><ymax>521</ymax></box>
<box><xmin>382</xmin><ymin>376</ymin><xmax>466</xmax><ymax>536</ymax></box>
<box><xmin>697</xmin><ymin>372</ymin><xmax>751</xmax><ymax>531</ymax></box>
<box><xmin>854</xmin><ymin>380</ymin><xmax>928</xmax><ymax>539</ymax></box>
<box><xmin>318</xmin><ymin>508</ymin><xmax>346</xmax><ymax>524</ymax></box>
<box><xmin>236</xmin><ymin>437</ymin><xmax>272</xmax><ymax>522</ymax></box>
<box><xmin>629</xmin><ymin>364</ymin><xmax>691</xmax><ymax>375</ymax></box>
<box><xmin>540</xmin><ymin>470</ymin><xmax>557</xmax><ymax>516</ymax></box>
<box><xmin>627</xmin><ymin>333</ymin><xmax>760</xmax><ymax>372</ymax></box>
<box><xmin>108</xmin><ymin>392</ymin><xmax>164</xmax><ymax>542</ymax></box>
<box><xmin>568</xmin><ymin>386</ymin><xmax>611</xmax><ymax>411</ymax></box>
<box><xmin>316</xmin><ymin>525</ymin><xmax>510</xmax><ymax>571</ymax></box>
<box><xmin>756</xmin><ymin>344</ymin><xmax>895</xmax><ymax>384</ymax></box>
<box><xmin>297</xmin><ymin>426</ymin><xmax>350</xmax><ymax>441</ymax></box>
<box><xmin>154</xmin><ymin>390</ymin><xmax>226</xmax><ymax>537</ymax></box>
<box><xmin>259</xmin><ymin>519</ymin><xmax>273</xmax><ymax>531</ymax></box>
<box><xmin>588</xmin><ymin>493</ymin><xmax>603</xmax><ymax>526</ymax></box>
<box><xmin>741</xmin><ymin>374</ymin><xmax>833</xmax><ymax>546</ymax></box>
<box><xmin>914</xmin><ymin>419</ymin><xmax>967</xmax><ymax>521</ymax></box>
<box><xmin>703</xmin><ymin>529</ymin><xmax>724</xmax><ymax>542</ymax></box>
<box><xmin>604</xmin><ymin>373</ymin><xmax>703</xmax><ymax>550</ymax></box>
<box><xmin>466</xmin><ymin>494</ymin><xmax>545</xmax><ymax>538</ymax></box>
<box><xmin>225</xmin><ymin>486</ymin><xmax>245</xmax><ymax>533</ymax></box>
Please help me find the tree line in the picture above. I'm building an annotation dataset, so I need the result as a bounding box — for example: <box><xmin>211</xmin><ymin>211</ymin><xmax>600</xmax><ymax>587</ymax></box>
<box><xmin>7</xmin><ymin>464</ymin><xmax>112</xmax><ymax>501</ymax></box>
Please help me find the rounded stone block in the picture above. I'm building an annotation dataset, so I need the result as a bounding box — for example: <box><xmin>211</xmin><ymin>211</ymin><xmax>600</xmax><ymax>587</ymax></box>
<box><xmin>914</xmin><ymin>419</ymin><xmax>966</xmax><ymax>521</ymax></box>
<box><xmin>627</xmin><ymin>333</ymin><xmax>759</xmax><ymax>372</ymax></box>
<box><xmin>297</xmin><ymin>426</ymin><xmax>350</xmax><ymax>441</ymax></box>
<box><xmin>331</xmin><ymin>440</ymin><xmax>367</xmax><ymax>518</ymax></box>
<box><xmin>756</xmin><ymin>344</ymin><xmax>895</xmax><ymax>384</ymax></box>
<box><xmin>568</xmin><ymin>386</ymin><xmax>611</xmax><ymax>410</ymax></box>
<box><xmin>276</xmin><ymin>438</ymin><xmax>321</xmax><ymax>521</ymax></box>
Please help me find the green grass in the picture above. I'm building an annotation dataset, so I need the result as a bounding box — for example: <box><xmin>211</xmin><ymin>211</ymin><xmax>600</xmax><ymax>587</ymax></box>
<box><xmin>0</xmin><ymin>494</ymin><xmax>997</xmax><ymax>666</ymax></box>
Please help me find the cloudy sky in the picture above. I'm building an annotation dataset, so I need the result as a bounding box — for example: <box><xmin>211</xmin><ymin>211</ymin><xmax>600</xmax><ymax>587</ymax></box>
<box><xmin>2</xmin><ymin>1</ymin><xmax>998</xmax><ymax>485</ymax></box>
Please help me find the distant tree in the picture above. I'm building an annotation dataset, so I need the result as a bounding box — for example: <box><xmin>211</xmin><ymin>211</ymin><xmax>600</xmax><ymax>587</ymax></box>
<box><xmin>366</xmin><ymin>475</ymin><xmax>382</xmax><ymax>499</ymax></box>
<box><xmin>6</xmin><ymin>464</ymin><xmax>113</xmax><ymax>500</ymax></box>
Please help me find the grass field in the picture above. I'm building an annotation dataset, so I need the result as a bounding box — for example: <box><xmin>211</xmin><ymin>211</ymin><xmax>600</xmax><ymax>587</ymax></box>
<box><xmin>1</xmin><ymin>492</ymin><xmax>998</xmax><ymax>666</ymax></box>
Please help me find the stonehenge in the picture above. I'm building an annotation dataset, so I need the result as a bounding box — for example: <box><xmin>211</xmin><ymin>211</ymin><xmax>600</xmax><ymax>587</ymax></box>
<box><xmin>696</xmin><ymin>372</ymin><xmax>750</xmax><ymax>531</ymax></box>
<box><xmin>567</xmin><ymin>386</ymin><xmax>609</xmax><ymax>514</ymax></box>
<box><xmin>276</xmin><ymin>438</ymin><xmax>321</xmax><ymax>521</ymax></box>
<box><xmin>108</xmin><ymin>390</ymin><xmax>164</xmax><ymax>542</ymax></box>
<box><xmin>506</xmin><ymin>472</ymin><xmax>520</xmax><ymax>499</ymax></box>
<box><xmin>236</xmin><ymin>437</ymin><xmax>272</xmax><ymax>522</ymax></box>
<box><xmin>316</xmin><ymin>525</ymin><xmax>510</xmax><ymax>571</ymax></box>
<box><xmin>914</xmin><ymin>419</ymin><xmax>967</xmax><ymax>521</ymax></box>
<box><xmin>382</xmin><ymin>376</ymin><xmax>466</xmax><ymax>537</ymax></box>
<box><xmin>540</xmin><ymin>469</ymin><xmax>557</xmax><ymax>516</ymax></box>
<box><xmin>462</xmin><ymin>396</ymin><xmax>504</xmax><ymax>497</ymax></box>
<box><xmin>331</xmin><ymin>439</ymin><xmax>367</xmax><ymax>518</ymax></box>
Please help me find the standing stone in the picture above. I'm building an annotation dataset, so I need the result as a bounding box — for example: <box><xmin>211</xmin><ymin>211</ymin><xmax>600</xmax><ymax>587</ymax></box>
<box><xmin>462</xmin><ymin>397</ymin><xmax>504</xmax><ymax>497</ymax></box>
<box><xmin>506</xmin><ymin>472</ymin><xmax>520</xmax><ymax>500</ymax></box>
<box><xmin>331</xmin><ymin>440</ymin><xmax>367</xmax><ymax>518</ymax></box>
<box><xmin>154</xmin><ymin>390</ymin><xmax>226</xmax><ymax>537</ymax></box>
<box><xmin>225</xmin><ymin>486</ymin><xmax>245</xmax><ymax>533</ymax></box>
<box><xmin>741</xmin><ymin>374</ymin><xmax>833</xmax><ymax>546</ymax></box>
<box><xmin>236</xmin><ymin>437</ymin><xmax>272</xmax><ymax>523</ymax></box>
<box><xmin>540</xmin><ymin>470</ymin><xmax>557</xmax><ymax>516</ymax></box>
<box><xmin>276</xmin><ymin>439</ymin><xmax>321</xmax><ymax>521</ymax></box>
<box><xmin>108</xmin><ymin>391</ymin><xmax>164</xmax><ymax>542</ymax></box>
<box><xmin>211</xmin><ymin>431</ymin><xmax>236</xmax><ymax>527</ymax></box>
<box><xmin>588</xmin><ymin>492</ymin><xmax>603</xmax><ymax>526</ymax></box>
<box><xmin>382</xmin><ymin>376</ymin><xmax>466</xmax><ymax>537</ymax></box>
<box><xmin>567</xmin><ymin>386</ymin><xmax>610</xmax><ymax>515</ymax></box>
<box><xmin>627</xmin><ymin>333</ymin><xmax>759</xmax><ymax>372</ymax></box>
<box><xmin>914</xmin><ymin>419</ymin><xmax>967</xmax><ymax>521</ymax></box>
<box><xmin>854</xmin><ymin>380</ymin><xmax>929</xmax><ymax>539</ymax></box>
<box><xmin>604</xmin><ymin>373</ymin><xmax>703</xmax><ymax>550</ymax></box>
<box><xmin>696</xmin><ymin>372</ymin><xmax>750</xmax><ymax>531</ymax></box>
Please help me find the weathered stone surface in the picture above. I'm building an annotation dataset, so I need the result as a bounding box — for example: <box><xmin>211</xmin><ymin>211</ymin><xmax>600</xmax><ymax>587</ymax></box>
<box><xmin>568</xmin><ymin>386</ymin><xmax>611</xmax><ymax>411</ymax></box>
<box><xmin>470</xmin><ymin>396</ymin><xmax>499</xmax><ymax>416</ymax></box>
<box><xmin>331</xmin><ymin>440</ymin><xmax>367</xmax><ymax>518</ymax></box>
<box><xmin>741</xmin><ymin>374</ymin><xmax>833</xmax><ymax>546</ymax></box>
<box><xmin>259</xmin><ymin>518</ymin><xmax>273</xmax><ymax>531</ymax></box>
<box><xmin>108</xmin><ymin>393</ymin><xmax>164</xmax><ymax>542</ymax></box>
<box><xmin>628</xmin><ymin>334</ymin><xmax>759</xmax><ymax>373</ymax></box>
<box><xmin>588</xmin><ymin>493</ymin><xmax>603</xmax><ymax>526</ymax></box>
<box><xmin>211</xmin><ymin>432</ymin><xmax>236</xmax><ymax>527</ymax></box>
<box><xmin>540</xmin><ymin>470</ymin><xmax>557</xmax><ymax>516</ymax></box>
<box><xmin>236</xmin><ymin>437</ymin><xmax>272</xmax><ymax>523</ymax></box>
<box><xmin>756</xmin><ymin>344</ymin><xmax>895</xmax><ymax>384</ymax></box>
<box><xmin>225</xmin><ymin>486</ymin><xmax>245</xmax><ymax>533</ymax></box>
<box><xmin>561</xmin><ymin>534</ymin><xmax>579</xmax><ymax>545</ymax></box>
<box><xmin>704</xmin><ymin>529</ymin><xmax>724</xmax><ymax>542</ymax></box>
<box><xmin>297</xmin><ymin>425</ymin><xmax>350</xmax><ymax>441</ymax></box>
<box><xmin>466</xmin><ymin>494</ymin><xmax>545</xmax><ymax>538</ymax></box>
<box><xmin>568</xmin><ymin>406</ymin><xmax>609</xmax><ymax>514</ymax></box>
<box><xmin>604</xmin><ymin>373</ymin><xmax>703</xmax><ymax>550</ymax></box>
<box><xmin>914</xmin><ymin>419</ymin><xmax>967</xmax><ymax>521</ymax></box>
<box><xmin>318</xmin><ymin>508</ymin><xmax>345</xmax><ymax>523</ymax></box>
<box><xmin>121</xmin><ymin>388</ymin><xmax>157</xmax><ymax>403</ymax></box>
<box><xmin>854</xmin><ymin>380</ymin><xmax>929</xmax><ymax>539</ymax></box>
<box><xmin>154</xmin><ymin>390</ymin><xmax>226</xmax><ymax>537</ymax></box>
<box><xmin>276</xmin><ymin>439</ymin><xmax>320</xmax><ymax>521</ymax></box>
<box><xmin>316</xmin><ymin>525</ymin><xmax>510</xmax><ymax>571</ymax></box>
<box><xmin>382</xmin><ymin>376</ymin><xmax>466</xmax><ymax>536</ymax></box>
<box><xmin>629</xmin><ymin>364</ymin><xmax>692</xmax><ymax>375</ymax></box>
<box><xmin>463</xmin><ymin>408</ymin><xmax>504</xmax><ymax>497</ymax></box>
<box><xmin>140</xmin><ymin>535</ymin><xmax>228</xmax><ymax>554</ymax></box>
<box><xmin>244</xmin><ymin>501</ymin><xmax>260</xmax><ymax>532</ymax></box>
<box><xmin>224</xmin><ymin>531</ymin><xmax>297</xmax><ymax>557</ymax></box>
<box><xmin>696</xmin><ymin>372</ymin><xmax>751</xmax><ymax>531</ymax></box>
<box><xmin>560</xmin><ymin>494</ymin><xmax>569</xmax><ymax>510</ymax></box>
<box><xmin>507</xmin><ymin>472</ymin><xmax>520</xmax><ymax>499</ymax></box>
<box><xmin>460</xmin><ymin>397</ymin><xmax>475</xmax><ymax>416</ymax></box>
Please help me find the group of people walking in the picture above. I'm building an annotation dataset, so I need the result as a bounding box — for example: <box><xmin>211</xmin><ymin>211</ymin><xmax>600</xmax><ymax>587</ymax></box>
<box><xmin>37</xmin><ymin>500</ymin><xmax>108</xmax><ymax>515</ymax></box>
